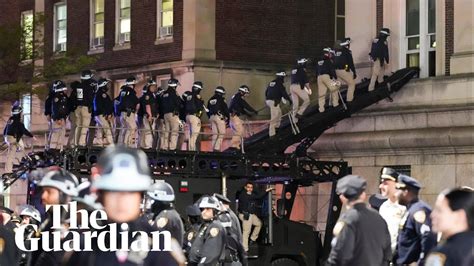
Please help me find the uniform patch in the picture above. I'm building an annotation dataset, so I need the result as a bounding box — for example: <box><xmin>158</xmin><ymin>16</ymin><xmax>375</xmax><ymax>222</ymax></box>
<box><xmin>209</xmin><ymin>227</ymin><xmax>219</xmax><ymax>237</ymax></box>
<box><xmin>269</xmin><ymin>82</ymin><xmax>276</xmax><ymax>87</ymax></box>
<box><xmin>54</xmin><ymin>97</ymin><xmax>59</xmax><ymax>102</ymax></box>
<box><xmin>333</xmin><ymin>221</ymin><xmax>345</xmax><ymax>236</ymax></box>
<box><xmin>102</xmin><ymin>93</ymin><xmax>107</xmax><ymax>98</ymax></box>
<box><xmin>145</xmin><ymin>95</ymin><xmax>150</xmax><ymax>100</ymax></box>
<box><xmin>0</xmin><ymin>237</ymin><xmax>4</xmax><ymax>253</ymax></box>
<box><xmin>187</xmin><ymin>232</ymin><xmax>194</xmax><ymax>241</ymax></box>
<box><xmin>291</xmin><ymin>69</ymin><xmax>297</xmax><ymax>74</ymax></box>
<box><xmin>209</xmin><ymin>99</ymin><xmax>217</xmax><ymax>105</ymax></box>
<box><xmin>414</xmin><ymin>210</ymin><xmax>426</xmax><ymax>224</ymax></box>
<box><xmin>425</xmin><ymin>252</ymin><xmax>446</xmax><ymax>266</ymax></box>
<box><xmin>156</xmin><ymin>217</ymin><xmax>168</xmax><ymax>228</ymax></box>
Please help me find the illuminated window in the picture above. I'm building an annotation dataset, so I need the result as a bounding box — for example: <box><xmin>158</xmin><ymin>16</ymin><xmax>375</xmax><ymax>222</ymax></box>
<box><xmin>21</xmin><ymin>11</ymin><xmax>34</xmax><ymax>61</ymax></box>
<box><xmin>54</xmin><ymin>3</ymin><xmax>67</xmax><ymax>52</ymax></box>
<box><xmin>21</xmin><ymin>94</ymin><xmax>32</xmax><ymax>130</ymax></box>
<box><xmin>335</xmin><ymin>0</ymin><xmax>345</xmax><ymax>42</ymax></box>
<box><xmin>116</xmin><ymin>0</ymin><xmax>131</xmax><ymax>45</ymax></box>
<box><xmin>90</xmin><ymin>0</ymin><xmax>105</xmax><ymax>49</ymax></box>
<box><xmin>157</xmin><ymin>0</ymin><xmax>173</xmax><ymax>39</ymax></box>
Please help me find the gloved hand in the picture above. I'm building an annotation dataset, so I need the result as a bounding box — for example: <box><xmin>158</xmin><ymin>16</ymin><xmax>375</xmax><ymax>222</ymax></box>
<box><xmin>178</xmin><ymin>120</ymin><xmax>184</xmax><ymax>129</ymax></box>
<box><xmin>281</xmin><ymin>98</ymin><xmax>288</xmax><ymax>105</ymax></box>
<box><xmin>304</xmin><ymin>87</ymin><xmax>312</xmax><ymax>95</ymax></box>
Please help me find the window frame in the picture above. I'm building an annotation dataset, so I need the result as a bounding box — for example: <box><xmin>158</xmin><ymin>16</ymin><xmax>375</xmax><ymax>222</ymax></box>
<box><xmin>20</xmin><ymin>93</ymin><xmax>32</xmax><ymax>131</ymax></box>
<box><xmin>20</xmin><ymin>10</ymin><xmax>34</xmax><ymax>62</ymax></box>
<box><xmin>114</xmin><ymin>0</ymin><xmax>131</xmax><ymax>49</ymax></box>
<box><xmin>335</xmin><ymin>0</ymin><xmax>345</xmax><ymax>43</ymax></box>
<box><xmin>156</xmin><ymin>0</ymin><xmax>174</xmax><ymax>43</ymax></box>
<box><xmin>53</xmin><ymin>2</ymin><xmax>67</xmax><ymax>53</ymax></box>
<box><xmin>89</xmin><ymin>0</ymin><xmax>105</xmax><ymax>52</ymax></box>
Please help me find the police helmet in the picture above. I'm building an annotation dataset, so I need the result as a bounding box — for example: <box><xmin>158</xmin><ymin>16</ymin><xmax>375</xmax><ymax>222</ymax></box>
<box><xmin>38</xmin><ymin>169</ymin><xmax>80</xmax><ymax>197</ymax></box>
<box><xmin>125</xmin><ymin>76</ymin><xmax>137</xmax><ymax>85</ymax></box>
<box><xmin>238</xmin><ymin>85</ymin><xmax>250</xmax><ymax>94</ymax></box>
<box><xmin>198</xmin><ymin>195</ymin><xmax>220</xmax><ymax>210</ymax></box>
<box><xmin>147</xmin><ymin>181</ymin><xmax>175</xmax><ymax>202</ymax></box>
<box><xmin>19</xmin><ymin>205</ymin><xmax>41</xmax><ymax>223</ymax></box>
<box><xmin>81</xmin><ymin>69</ymin><xmax>94</xmax><ymax>80</ymax></box>
<box><xmin>168</xmin><ymin>78</ymin><xmax>180</xmax><ymax>88</ymax></box>
<box><xmin>276</xmin><ymin>71</ymin><xmax>286</xmax><ymax>77</ymax></box>
<box><xmin>53</xmin><ymin>80</ymin><xmax>67</xmax><ymax>93</ymax></box>
<box><xmin>340</xmin><ymin>37</ymin><xmax>351</xmax><ymax>47</ymax></box>
<box><xmin>97</xmin><ymin>78</ymin><xmax>110</xmax><ymax>89</ymax></box>
<box><xmin>94</xmin><ymin>146</ymin><xmax>152</xmax><ymax>192</ymax></box>
<box><xmin>73</xmin><ymin>181</ymin><xmax>102</xmax><ymax>210</ymax></box>
<box><xmin>192</xmin><ymin>81</ymin><xmax>203</xmax><ymax>91</ymax></box>
<box><xmin>148</xmin><ymin>79</ymin><xmax>157</xmax><ymax>86</ymax></box>
<box><xmin>380</xmin><ymin>28</ymin><xmax>390</xmax><ymax>36</ymax></box>
<box><xmin>11</xmin><ymin>105</ymin><xmax>23</xmax><ymax>115</ymax></box>
<box><xmin>297</xmin><ymin>58</ymin><xmax>308</xmax><ymax>65</ymax></box>
<box><xmin>215</xmin><ymin>86</ymin><xmax>226</xmax><ymax>95</ymax></box>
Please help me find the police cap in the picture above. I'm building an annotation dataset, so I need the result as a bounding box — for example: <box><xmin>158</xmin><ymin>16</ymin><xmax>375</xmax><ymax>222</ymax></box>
<box><xmin>380</xmin><ymin>28</ymin><xmax>390</xmax><ymax>36</ymax></box>
<box><xmin>380</xmin><ymin>167</ymin><xmax>399</xmax><ymax>182</ymax></box>
<box><xmin>0</xmin><ymin>206</ymin><xmax>14</xmax><ymax>215</ymax></box>
<box><xmin>396</xmin><ymin>174</ymin><xmax>421</xmax><ymax>190</ymax></box>
<box><xmin>340</xmin><ymin>37</ymin><xmax>351</xmax><ymax>46</ymax></box>
<box><xmin>336</xmin><ymin>175</ymin><xmax>367</xmax><ymax>199</ymax></box>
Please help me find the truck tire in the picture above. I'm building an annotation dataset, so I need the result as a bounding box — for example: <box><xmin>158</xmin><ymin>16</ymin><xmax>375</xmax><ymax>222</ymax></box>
<box><xmin>271</xmin><ymin>258</ymin><xmax>299</xmax><ymax>266</ymax></box>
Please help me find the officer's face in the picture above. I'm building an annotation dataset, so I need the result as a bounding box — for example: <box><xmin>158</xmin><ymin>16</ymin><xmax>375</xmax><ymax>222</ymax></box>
<box><xmin>102</xmin><ymin>191</ymin><xmax>142</xmax><ymax>223</ymax></box>
<box><xmin>201</xmin><ymin>208</ymin><xmax>214</xmax><ymax>220</ymax></box>
<box><xmin>41</xmin><ymin>187</ymin><xmax>61</xmax><ymax>205</ymax></box>
<box><xmin>245</xmin><ymin>184</ymin><xmax>253</xmax><ymax>194</ymax></box>
<box><xmin>21</xmin><ymin>216</ymin><xmax>31</xmax><ymax>225</ymax></box>
<box><xmin>149</xmin><ymin>85</ymin><xmax>157</xmax><ymax>93</ymax></box>
<box><xmin>432</xmin><ymin>194</ymin><xmax>466</xmax><ymax>235</ymax></box>
<box><xmin>396</xmin><ymin>188</ymin><xmax>409</xmax><ymax>205</ymax></box>
<box><xmin>379</xmin><ymin>179</ymin><xmax>397</xmax><ymax>198</ymax></box>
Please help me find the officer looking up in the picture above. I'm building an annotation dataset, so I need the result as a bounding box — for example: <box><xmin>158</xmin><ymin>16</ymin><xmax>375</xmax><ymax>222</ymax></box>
<box><xmin>334</xmin><ymin>37</ymin><xmax>357</xmax><ymax>102</ymax></box>
<box><xmin>327</xmin><ymin>175</ymin><xmax>392</xmax><ymax>266</ymax></box>
<box><xmin>396</xmin><ymin>174</ymin><xmax>437</xmax><ymax>266</ymax></box>
<box><xmin>290</xmin><ymin>58</ymin><xmax>311</xmax><ymax>122</ymax></box>
<box><xmin>184</xmin><ymin>81</ymin><xmax>206</xmax><ymax>151</ymax></box>
<box><xmin>138</xmin><ymin>79</ymin><xmax>159</xmax><ymax>149</ymax></box>
<box><xmin>161</xmin><ymin>78</ymin><xmax>182</xmax><ymax>151</ymax></box>
<box><xmin>238</xmin><ymin>182</ymin><xmax>273</xmax><ymax>252</ymax></box>
<box><xmin>317</xmin><ymin>48</ymin><xmax>340</xmax><ymax>113</ymax></box>
<box><xmin>368</xmin><ymin>28</ymin><xmax>390</xmax><ymax>91</ymax></box>
<box><xmin>427</xmin><ymin>187</ymin><xmax>474</xmax><ymax>266</ymax></box>
<box><xmin>49</xmin><ymin>80</ymin><xmax>70</xmax><ymax>150</ymax></box>
<box><xmin>147</xmin><ymin>181</ymin><xmax>185</xmax><ymax>246</ymax></box>
<box><xmin>188</xmin><ymin>196</ymin><xmax>226</xmax><ymax>266</ymax></box>
<box><xmin>378</xmin><ymin>167</ymin><xmax>406</xmax><ymax>254</ymax></box>
<box><xmin>228</xmin><ymin>85</ymin><xmax>258</xmax><ymax>151</ymax></box>
<box><xmin>207</xmin><ymin>86</ymin><xmax>230</xmax><ymax>152</ymax></box>
<box><xmin>71</xmin><ymin>70</ymin><xmax>96</xmax><ymax>146</ymax></box>
<box><xmin>93</xmin><ymin>78</ymin><xmax>115</xmax><ymax>146</ymax></box>
<box><xmin>265</xmin><ymin>71</ymin><xmax>292</xmax><ymax>137</ymax></box>
<box><xmin>118</xmin><ymin>77</ymin><xmax>139</xmax><ymax>147</ymax></box>
<box><xmin>3</xmin><ymin>105</ymin><xmax>35</xmax><ymax>174</ymax></box>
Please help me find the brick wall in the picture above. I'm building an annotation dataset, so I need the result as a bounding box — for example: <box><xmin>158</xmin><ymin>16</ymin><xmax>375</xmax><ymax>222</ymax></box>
<box><xmin>376</xmin><ymin>0</ymin><xmax>383</xmax><ymax>32</ymax></box>
<box><xmin>445</xmin><ymin>0</ymin><xmax>453</xmax><ymax>75</ymax></box>
<box><xmin>215</xmin><ymin>0</ymin><xmax>335</xmax><ymax>65</ymax></box>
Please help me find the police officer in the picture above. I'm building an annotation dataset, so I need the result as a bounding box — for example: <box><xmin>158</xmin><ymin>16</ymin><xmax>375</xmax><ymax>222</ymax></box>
<box><xmin>368</xmin><ymin>28</ymin><xmax>390</xmax><ymax>91</ymax></box>
<box><xmin>3</xmin><ymin>105</ymin><xmax>35</xmax><ymax>174</ymax></box>
<box><xmin>208</xmin><ymin>86</ymin><xmax>230</xmax><ymax>152</ymax></box>
<box><xmin>334</xmin><ymin>38</ymin><xmax>357</xmax><ymax>102</ymax></box>
<box><xmin>290</xmin><ymin>58</ymin><xmax>311</xmax><ymax>122</ymax></box>
<box><xmin>93</xmin><ymin>78</ymin><xmax>115</xmax><ymax>146</ymax></box>
<box><xmin>265</xmin><ymin>71</ymin><xmax>292</xmax><ymax>137</ymax></box>
<box><xmin>161</xmin><ymin>78</ymin><xmax>182</xmax><ymax>150</ymax></box>
<box><xmin>147</xmin><ymin>181</ymin><xmax>185</xmax><ymax>246</ymax></box>
<box><xmin>427</xmin><ymin>187</ymin><xmax>474</xmax><ymax>266</ymax></box>
<box><xmin>188</xmin><ymin>196</ymin><xmax>226</xmax><ymax>266</ymax></box>
<box><xmin>228</xmin><ymin>85</ymin><xmax>258</xmax><ymax>151</ymax></box>
<box><xmin>18</xmin><ymin>205</ymin><xmax>42</xmax><ymax>265</ymax></box>
<box><xmin>317</xmin><ymin>48</ymin><xmax>341</xmax><ymax>113</ymax></box>
<box><xmin>138</xmin><ymin>79</ymin><xmax>159</xmax><ymax>149</ymax></box>
<box><xmin>118</xmin><ymin>76</ymin><xmax>139</xmax><ymax>147</ymax></box>
<box><xmin>67</xmin><ymin>81</ymin><xmax>80</xmax><ymax>147</ymax></box>
<box><xmin>184</xmin><ymin>81</ymin><xmax>206</xmax><ymax>151</ymax></box>
<box><xmin>183</xmin><ymin>204</ymin><xmax>202</xmax><ymax>256</ymax></box>
<box><xmin>396</xmin><ymin>174</ymin><xmax>437</xmax><ymax>265</ymax></box>
<box><xmin>30</xmin><ymin>168</ymin><xmax>80</xmax><ymax>266</ymax></box>
<box><xmin>71</xmin><ymin>70</ymin><xmax>96</xmax><ymax>146</ymax></box>
<box><xmin>49</xmin><ymin>80</ymin><xmax>70</xmax><ymax>150</ymax></box>
<box><xmin>0</xmin><ymin>217</ymin><xmax>21</xmax><ymax>265</ymax></box>
<box><xmin>327</xmin><ymin>175</ymin><xmax>392</xmax><ymax>265</ymax></box>
<box><xmin>378</xmin><ymin>167</ymin><xmax>406</xmax><ymax>254</ymax></box>
<box><xmin>64</xmin><ymin>146</ymin><xmax>184</xmax><ymax>265</ymax></box>
<box><xmin>155</xmin><ymin>86</ymin><xmax>167</xmax><ymax>150</ymax></box>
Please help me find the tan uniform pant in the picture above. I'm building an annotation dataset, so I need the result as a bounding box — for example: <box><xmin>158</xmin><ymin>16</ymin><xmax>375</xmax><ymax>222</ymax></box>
<box><xmin>50</xmin><ymin>119</ymin><xmax>66</xmax><ymax>150</ymax></box>
<box><xmin>239</xmin><ymin>213</ymin><xmax>262</xmax><ymax>252</ymax></box>
<box><xmin>164</xmin><ymin>113</ymin><xmax>180</xmax><ymax>150</ymax></box>
<box><xmin>74</xmin><ymin>106</ymin><xmax>91</xmax><ymax>146</ymax></box>
<box><xmin>67</xmin><ymin>113</ymin><xmax>76</xmax><ymax>147</ymax></box>
<box><xmin>368</xmin><ymin>59</ymin><xmax>385</xmax><ymax>91</ymax></box>
<box><xmin>318</xmin><ymin>74</ymin><xmax>340</xmax><ymax>112</ymax></box>
<box><xmin>5</xmin><ymin>136</ymin><xmax>21</xmax><ymax>173</ymax></box>
<box><xmin>120</xmin><ymin>112</ymin><xmax>137</xmax><ymax>147</ymax></box>
<box><xmin>157</xmin><ymin>119</ymin><xmax>166</xmax><ymax>150</ymax></box>
<box><xmin>230</xmin><ymin>115</ymin><xmax>244</xmax><ymax>149</ymax></box>
<box><xmin>140</xmin><ymin>117</ymin><xmax>156</xmax><ymax>149</ymax></box>
<box><xmin>290</xmin><ymin>84</ymin><xmax>310</xmax><ymax>116</ymax></box>
<box><xmin>336</xmin><ymin>69</ymin><xmax>356</xmax><ymax>102</ymax></box>
<box><xmin>209</xmin><ymin>115</ymin><xmax>226</xmax><ymax>151</ymax></box>
<box><xmin>266</xmin><ymin>100</ymin><xmax>282</xmax><ymax>137</ymax></box>
<box><xmin>95</xmin><ymin>115</ymin><xmax>114</xmax><ymax>146</ymax></box>
<box><xmin>186</xmin><ymin>114</ymin><xmax>201</xmax><ymax>151</ymax></box>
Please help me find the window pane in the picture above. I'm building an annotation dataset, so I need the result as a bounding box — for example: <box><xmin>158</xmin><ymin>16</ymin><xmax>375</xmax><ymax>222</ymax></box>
<box><xmin>162</xmin><ymin>11</ymin><xmax>173</xmax><ymax>27</ymax></box>
<box><xmin>428</xmin><ymin>0</ymin><xmax>436</xmax><ymax>34</ymax></box>
<box><xmin>95</xmin><ymin>23</ymin><xmax>104</xmax><ymax>37</ymax></box>
<box><xmin>58</xmin><ymin>29</ymin><xmax>67</xmax><ymax>43</ymax></box>
<box><xmin>406</xmin><ymin>53</ymin><xmax>419</xmax><ymax>68</ymax></box>
<box><xmin>121</xmin><ymin>0</ymin><xmax>130</xmax><ymax>8</ymax></box>
<box><xmin>57</xmin><ymin>5</ymin><xmax>67</xmax><ymax>20</ymax></box>
<box><xmin>407</xmin><ymin>36</ymin><xmax>419</xmax><ymax>50</ymax></box>
<box><xmin>58</xmin><ymin>20</ymin><xmax>67</xmax><ymax>29</ymax></box>
<box><xmin>95</xmin><ymin>0</ymin><xmax>104</xmax><ymax>13</ymax></box>
<box><xmin>162</xmin><ymin>0</ymin><xmax>173</xmax><ymax>11</ymax></box>
<box><xmin>337</xmin><ymin>0</ymin><xmax>345</xmax><ymax>16</ymax></box>
<box><xmin>121</xmin><ymin>7</ymin><xmax>130</xmax><ymax>18</ymax></box>
<box><xmin>406</xmin><ymin>0</ymin><xmax>419</xmax><ymax>36</ymax></box>
<box><xmin>120</xmin><ymin>18</ymin><xmax>130</xmax><ymax>33</ymax></box>
<box><xmin>430</xmin><ymin>35</ymin><xmax>436</xmax><ymax>48</ymax></box>
<box><xmin>95</xmin><ymin>13</ymin><xmax>104</xmax><ymax>22</ymax></box>
<box><xmin>336</xmin><ymin>17</ymin><xmax>345</xmax><ymax>41</ymax></box>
